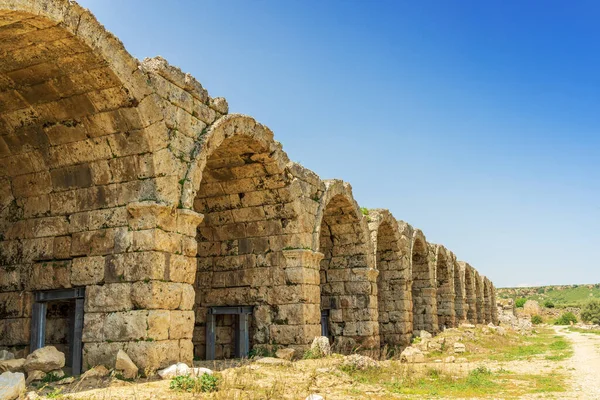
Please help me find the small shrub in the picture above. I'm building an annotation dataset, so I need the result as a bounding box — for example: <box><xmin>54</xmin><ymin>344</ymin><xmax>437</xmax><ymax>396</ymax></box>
<box><xmin>554</xmin><ymin>312</ymin><xmax>578</xmax><ymax>325</ymax></box>
<box><xmin>515</xmin><ymin>298</ymin><xmax>527</xmax><ymax>308</ymax></box>
<box><xmin>170</xmin><ymin>374</ymin><xmax>219</xmax><ymax>393</ymax></box>
<box><xmin>531</xmin><ymin>315</ymin><xmax>543</xmax><ymax>325</ymax></box>
<box><xmin>360</xmin><ymin>207</ymin><xmax>369</xmax><ymax>216</ymax></box>
<box><xmin>581</xmin><ymin>299</ymin><xmax>600</xmax><ymax>324</ymax></box>
<box><xmin>544</xmin><ymin>300</ymin><xmax>555</xmax><ymax>308</ymax></box>
<box><xmin>302</xmin><ymin>348</ymin><xmax>321</xmax><ymax>359</ymax></box>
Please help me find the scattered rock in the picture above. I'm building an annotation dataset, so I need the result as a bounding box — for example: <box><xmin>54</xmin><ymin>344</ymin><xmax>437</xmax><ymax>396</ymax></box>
<box><xmin>460</xmin><ymin>323</ymin><xmax>475</xmax><ymax>329</ymax></box>
<box><xmin>497</xmin><ymin>326</ymin><xmax>507</xmax><ymax>336</ymax></box>
<box><xmin>400</xmin><ymin>347</ymin><xmax>425</xmax><ymax>363</ymax></box>
<box><xmin>0</xmin><ymin>350</ymin><xmax>15</xmax><ymax>361</ymax></box>
<box><xmin>419</xmin><ymin>330</ymin><xmax>433</xmax><ymax>339</ymax></box>
<box><xmin>48</xmin><ymin>369</ymin><xmax>65</xmax><ymax>379</ymax></box>
<box><xmin>254</xmin><ymin>357</ymin><xmax>291</xmax><ymax>366</ymax></box>
<box><xmin>341</xmin><ymin>354</ymin><xmax>378</xmax><ymax>370</ymax></box>
<box><xmin>115</xmin><ymin>350</ymin><xmax>138</xmax><ymax>379</ymax></box>
<box><xmin>26</xmin><ymin>370</ymin><xmax>46</xmax><ymax>384</ymax></box>
<box><xmin>0</xmin><ymin>371</ymin><xmax>26</xmax><ymax>400</ymax></box>
<box><xmin>57</xmin><ymin>376</ymin><xmax>75</xmax><ymax>385</ymax></box>
<box><xmin>24</xmin><ymin>347</ymin><xmax>65</xmax><ymax>373</ymax></box>
<box><xmin>454</xmin><ymin>343</ymin><xmax>466</xmax><ymax>353</ymax></box>
<box><xmin>82</xmin><ymin>365</ymin><xmax>110</xmax><ymax>379</ymax></box>
<box><xmin>310</xmin><ymin>337</ymin><xmax>331</xmax><ymax>357</ymax></box>
<box><xmin>306</xmin><ymin>395</ymin><xmax>324</xmax><ymax>400</ymax></box>
<box><xmin>455</xmin><ymin>357</ymin><xmax>468</xmax><ymax>363</ymax></box>
<box><xmin>25</xmin><ymin>391</ymin><xmax>40</xmax><ymax>400</ymax></box>
<box><xmin>427</xmin><ymin>341</ymin><xmax>442</xmax><ymax>351</ymax></box>
<box><xmin>157</xmin><ymin>363</ymin><xmax>213</xmax><ymax>379</ymax></box>
<box><xmin>444</xmin><ymin>356</ymin><xmax>456</xmax><ymax>363</ymax></box>
<box><xmin>275</xmin><ymin>348</ymin><xmax>295</xmax><ymax>361</ymax></box>
<box><xmin>0</xmin><ymin>359</ymin><xmax>25</xmax><ymax>373</ymax></box>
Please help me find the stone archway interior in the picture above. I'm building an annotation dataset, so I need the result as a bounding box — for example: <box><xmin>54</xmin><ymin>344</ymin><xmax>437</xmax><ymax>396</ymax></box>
<box><xmin>411</xmin><ymin>238</ymin><xmax>430</xmax><ymax>332</ymax></box>
<box><xmin>192</xmin><ymin>134</ymin><xmax>293</xmax><ymax>359</ymax></box>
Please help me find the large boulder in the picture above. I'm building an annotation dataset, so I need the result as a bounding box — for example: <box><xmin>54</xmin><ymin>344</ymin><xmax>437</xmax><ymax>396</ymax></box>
<box><xmin>24</xmin><ymin>347</ymin><xmax>65</xmax><ymax>373</ymax></box>
<box><xmin>400</xmin><ymin>347</ymin><xmax>425</xmax><ymax>363</ymax></box>
<box><xmin>115</xmin><ymin>350</ymin><xmax>138</xmax><ymax>379</ymax></box>
<box><xmin>310</xmin><ymin>337</ymin><xmax>331</xmax><ymax>358</ymax></box>
<box><xmin>454</xmin><ymin>343</ymin><xmax>466</xmax><ymax>353</ymax></box>
<box><xmin>0</xmin><ymin>371</ymin><xmax>26</xmax><ymax>400</ymax></box>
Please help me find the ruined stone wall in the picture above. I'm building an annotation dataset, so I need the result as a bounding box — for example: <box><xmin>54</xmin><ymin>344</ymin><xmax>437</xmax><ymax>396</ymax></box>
<box><xmin>433</xmin><ymin>245</ymin><xmax>455</xmax><ymax>330</ymax></box>
<box><xmin>0</xmin><ymin>0</ymin><xmax>500</xmax><ymax>371</ymax></box>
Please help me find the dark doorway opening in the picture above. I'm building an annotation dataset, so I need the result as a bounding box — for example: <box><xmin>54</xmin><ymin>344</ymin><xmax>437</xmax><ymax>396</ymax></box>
<box><xmin>205</xmin><ymin>306</ymin><xmax>252</xmax><ymax>360</ymax></box>
<box><xmin>30</xmin><ymin>288</ymin><xmax>85</xmax><ymax>375</ymax></box>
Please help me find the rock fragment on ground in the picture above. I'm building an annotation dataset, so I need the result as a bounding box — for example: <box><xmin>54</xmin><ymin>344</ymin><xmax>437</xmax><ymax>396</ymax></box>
<box><xmin>310</xmin><ymin>337</ymin><xmax>331</xmax><ymax>357</ymax></box>
<box><xmin>400</xmin><ymin>347</ymin><xmax>425</xmax><ymax>363</ymax></box>
<box><xmin>24</xmin><ymin>347</ymin><xmax>65</xmax><ymax>373</ymax></box>
<box><xmin>0</xmin><ymin>358</ymin><xmax>25</xmax><ymax>373</ymax></box>
<box><xmin>454</xmin><ymin>342</ymin><xmax>466</xmax><ymax>353</ymax></box>
<box><xmin>0</xmin><ymin>350</ymin><xmax>15</xmax><ymax>361</ymax></box>
<box><xmin>0</xmin><ymin>371</ymin><xmax>26</xmax><ymax>400</ymax></box>
<box><xmin>157</xmin><ymin>362</ymin><xmax>213</xmax><ymax>379</ymax></box>
<box><xmin>275</xmin><ymin>348</ymin><xmax>295</xmax><ymax>361</ymax></box>
<box><xmin>115</xmin><ymin>350</ymin><xmax>138</xmax><ymax>379</ymax></box>
<box><xmin>341</xmin><ymin>354</ymin><xmax>378</xmax><ymax>370</ymax></box>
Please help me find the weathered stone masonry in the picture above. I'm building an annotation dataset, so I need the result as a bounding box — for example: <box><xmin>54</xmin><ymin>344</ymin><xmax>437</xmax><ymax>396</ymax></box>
<box><xmin>0</xmin><ymin>0</ymin><xmax>499</xmax><ymax>371</ymax></box>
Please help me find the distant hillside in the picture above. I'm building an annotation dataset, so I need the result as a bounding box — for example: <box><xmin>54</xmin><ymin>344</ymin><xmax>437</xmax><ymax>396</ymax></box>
<box><xmin>497</xmin><ymin>284</ymin><xmax>600</xmax><ymax>307</ymax></box>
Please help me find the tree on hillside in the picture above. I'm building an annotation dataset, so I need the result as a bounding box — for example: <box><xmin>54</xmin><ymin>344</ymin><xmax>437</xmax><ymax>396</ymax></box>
<box><xmin>581</xmin><ymin>300</ymin><xmax>600</xmax><ymax>325</ymax></box>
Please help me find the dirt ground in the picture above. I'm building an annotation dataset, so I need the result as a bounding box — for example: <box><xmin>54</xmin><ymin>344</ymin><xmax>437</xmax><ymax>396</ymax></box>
<box><xmin>27</xmin><ymin>325</ymin><xmax>600</xmax><ymax>400</ymax></box>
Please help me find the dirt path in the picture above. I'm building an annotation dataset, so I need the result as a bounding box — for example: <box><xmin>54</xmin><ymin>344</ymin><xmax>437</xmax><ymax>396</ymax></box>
<box><xmin>555</xmin><ymin>326</ymin><xmax>600</xmax><ymax>399</ymax></box>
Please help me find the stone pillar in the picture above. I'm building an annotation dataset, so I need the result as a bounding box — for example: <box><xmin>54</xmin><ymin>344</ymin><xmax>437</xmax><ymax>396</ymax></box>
<box><xmin>270</xmin><ymin>249</ymin><xmax>324</xmax><ymax>352</ymax></box>
<box><xmin>475</xmin><ymin>272</ymin><xmax>484</xmax><ymax>324</ymax></box>
<box><xmin>491</xmin><ymin>283</ymin><xmax>499</xmax><ymax>325</ymax></box>
<box><xmin>81</xmin><ymin>201</ymin><xmax>203</xmax><ymax>373</ymax></box>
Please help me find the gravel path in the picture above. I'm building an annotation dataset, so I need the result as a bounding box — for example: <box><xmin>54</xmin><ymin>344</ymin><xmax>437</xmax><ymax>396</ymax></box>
<box><xmin>555</xmin><ymin>326</ymin><xmax>600</xmax><ymax>399</ymax></box>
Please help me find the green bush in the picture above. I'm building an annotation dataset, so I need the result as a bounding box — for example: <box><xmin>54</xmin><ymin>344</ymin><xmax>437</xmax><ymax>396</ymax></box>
<box><xmin>531</xmin><ymin>315</ymin><xmax>543</xmax><ymax>325</ymax></box>
<box><xmin>515</xmin><ymin>298</ymin><xmax>527</xmax><ymax>308</ymax></box>
<box><xmin>581</xmin><ymin>299</ymin><xmax>600</xmax><ymax>324</ymax></box>
<box><xmin>544</xmin><ymin>300</ymin><xmax>555</xmax><ymax>308</ymax></box>
<box><xmin>170</xmin><ymin>374</ymin><xmax>219</xmax><ymax>393</ymax></box>
<box><xmin>554</xmin><ymin>312</ymin><xmax>578</xmax><ymax>325</ymax></box>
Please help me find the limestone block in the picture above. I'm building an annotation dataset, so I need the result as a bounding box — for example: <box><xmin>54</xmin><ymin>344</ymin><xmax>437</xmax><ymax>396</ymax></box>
<box><xmin>179</xmin><ymin>284</ymin><xmax>195</xmax><ymax>310</ymax></box>
<box><xmin>27</xmin><ymin>261</ymin><xmax>71</xmax><ymax>290</ymax></box>
<box><xmin>85</xmin><ymin>284</ymin><xmax>132</xmax><ymax>313</ymax></box>
<box><xmin>131</xmin><ymin>281</ymin><xmax>181</xmax><ymax>310</ymax></box>
<box><xmin>125</xmin><ymin>340</ymin><xmax>180</xmax><ymax>372</ymax></box>
<box><xmin>71</xmin><ymin>256</ymin><xmax>105</xmax><ymax>285</ymax></box>
<box><xmin>24</xmin><ymin>346</ymin><xmax>65</xmax><ymax>373</ymax></box>
<box><xmin>0</xmin><ymin>359</ymin><xmax>25</xmax><ymax>373</ymax></box>
<box><xmin>310</xmin><ymin>336</ymin><xmax>331</xmax><ymax>357</ymax></box>
<box><xmin>148</xmin><ymin>310</ymin><xmax>170</xmax><ymax>341</ymax></box>
<box><xmin>169</xmin><ymin>255</ymin><xmax>196</xmax><ymax>284</ymax></box>
<box><xmin>400</xmin><ymin>347</ymin><xmax>425</xmax><ymax>363</ymax></box>
<box><xmin>0</xmin><ymin>371</ymin><xmax>25</xmax><ymax>400</ymax></box>
<box><xmin>82</xmin><ymin>313</ymin><xmax>105</xmax><ymax>343</ymax></box>
<box><xmin>115</xmin><ymin>350</ymin><xmax>138</xmax><ymax>379</ymax></box>
<box><xmin>104</xmin><ymin>311</ymin><xmax>148</xmax><ymax>342</ymax></box>
<box><xmin>169</xmin><ymin>311</ymin><xmax>194</xmax><ymax>339</ymax></box>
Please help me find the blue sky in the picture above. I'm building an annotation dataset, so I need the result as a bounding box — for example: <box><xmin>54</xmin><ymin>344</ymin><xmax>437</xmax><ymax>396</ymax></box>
<box><xmin>78</xmin><ymin>0</ymin><xmax>600</xmax><ymax>287</ymax></box>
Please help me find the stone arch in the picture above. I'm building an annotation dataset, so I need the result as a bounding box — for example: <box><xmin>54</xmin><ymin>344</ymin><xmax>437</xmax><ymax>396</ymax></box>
<box><xmin>411</xmin><ymin>230</ymin><xmax>436</xmax><ymax>334</ymax></box>
<box><xmin>490</xmin><ymin>282</ymin><xmax>498</xmax><ymax>325</ymax></box>
<box><xmin>460</xmin><ymin>262</ymin><xmax>477</xmax><ymax>324</ymax></box>
<box><xmin>474</xmin><ymin>270</ymin><xmax>484</xmax><ymax>324</ymax></box>
<box><xmin>433</xmin><ymin>244</ymin><xmax>455</xmax><ymax>330</ymax></box>
<box><xmin>482</xmin><ymin>276</ymin><xmax>492</xmax><ymax>324</ymax></box>
<box><xmin>189</xmin><ymin>114</ymin><xmax>320</xmax><ymax>358</ymax></box>
<box><xmin>313</xmin><ymin>180</ymin><xmax>378</xmax><ymax>352</ymax></box>
<box><xmin>450</xmin><ymin>253</ymin><xmax>465</xmax><ymax>326</ymax></box>
<box><xmin>0</xmin><ymin>0</ymin><xmax>192</xmax><ymax>373</ymax></box>
<box><xmin>368</xmin><ymin>210</ymin><xmax>412</xmax><ymax>348</ymax></box>
<box><xmin>180</xmin><ymin>114</ymin><xmax>289</xmax><ymax>210</ymax></box>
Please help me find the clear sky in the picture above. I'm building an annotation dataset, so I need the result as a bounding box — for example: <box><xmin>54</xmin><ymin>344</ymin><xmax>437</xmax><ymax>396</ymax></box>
<box><xmin>78</xmin><ymin>0</ymin><xmax>599</xmax><ymax>287</ymax></box>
